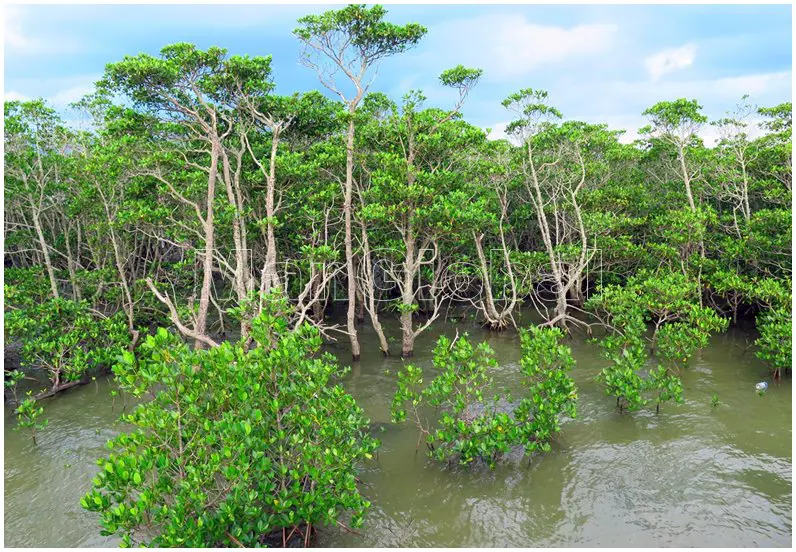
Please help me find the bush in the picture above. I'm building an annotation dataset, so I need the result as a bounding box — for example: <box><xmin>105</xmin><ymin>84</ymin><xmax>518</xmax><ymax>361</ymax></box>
<box><xmin>755</xmin><ymin>306</ymin><xmax>792</xmax><ymax>378</ymax></box>
<box><xmin>5</xmin><ymin>298</ymin><xmax>130</xmax><ymax>391</ymax></box>
<box><xmin>587</xmin><ymin>270</ymin><xmax>728</xmax><ymax>413</ymax></box>
<box><xmin>391</xmin><ymin>328</ymin><xmax>577</xmax><ymax>468</ymax></box>
<box><xmin>81</xmin><ymin>314</ymin><xmax>378</xmax><ymax>547</ymax></box>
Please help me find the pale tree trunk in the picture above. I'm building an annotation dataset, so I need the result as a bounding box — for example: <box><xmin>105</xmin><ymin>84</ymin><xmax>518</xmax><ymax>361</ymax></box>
<box><xmin>345</xmin><ymin>115</ymin><xmax>361</xmax><ymax>360</ymax></box>
<box><xmin>472</xmin><ymin>180</ymin><xmax>519</xmax><ymax>330</ymax></box>
<box><xmin>32</xmin><ymin>207</ymin><xmax>59</xmax><ymax>299</ymax></box>
<box><xmin>110</xmin><ymin>228</ymin><xmax>138</xmax><ymax>347</ymax></box>
<box><xmin>63</xmin><ymin>221</ymin><xmax>81</xmax><ymax>301</ymax></box>
<box><xmin>264</xmin><ymin>131</ymin><xmax>281</xmax><ymax>291</ymax></box>
<box><xmin>311</xmin><ymin>277</ymin><xmax>325</xmax><ymax>322</ymax></box>
<box><xmin>677</xmin><ymin>144</ymin><xmax>697</xmax><ymax>213</ymax></box>
<box><xmin>359</xmin><ymin>219</ymin><xmax>389</xmax><ymax>355</ymax></box>
<box><xmin>567</xmin><ymin>273</ymin><xmax>585</xmax><ymax>307</ymax></box>
<box><xmin>525</xmin><ymin>142</ymin><xmax>568</xmax><ymax>327</ymax></box>
<box><xmin>562</xmin><ymin>174</ymin><xmax>590</xmax><ymax>312</ymax></box>
<box><xmin>195</xmin><ymin>138</ymin><xmax>219</xmax><ymax>349</ymax></box>
<box><xmin>739</xmin><ymin>156</ymin><xmax>751</xmax><ymax>222</ymax></box>
<box><xmin>677</xmin><ymin>142</ymin><xmax>706</xmax><ymax>279</ymax></box>
<box><xmin>355</xmin><ymin>281</ymin><xmax>366</xmax><ymax>324</ymax></box>
<box><xmin>258</xmin><ymin>126</ymin><xmax>282</xmax><ymax>305</ymax></box>
<box><xmin>400</xmin><ymin>224</ymin><xmax>417</xmax><ymax>357</ymax></box>
<box><xmin>220</xmin><ymin>144</ymin><xmax>251</xmax><ymax>341</ymax></box>
<box><xmin>94</xmin><ymin>173</ymin><xmax>139</xmax><ymax>347</ymax></box>
<box><xmin>474</xmin><ymin>233</ymin><xmax>501</xmax><ymax>324</ymax></box>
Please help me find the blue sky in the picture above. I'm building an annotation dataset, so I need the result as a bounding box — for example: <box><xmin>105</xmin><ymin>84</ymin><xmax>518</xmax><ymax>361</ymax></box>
<box><xmin>4</xmin><ymin>3</ymin><xmax>792</xmax><ymax>143</ymax></box>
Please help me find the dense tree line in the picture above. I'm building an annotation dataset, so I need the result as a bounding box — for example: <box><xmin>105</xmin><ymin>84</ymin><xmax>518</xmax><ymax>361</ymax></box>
<box><xmin>3</xmin><ymin>4</ymin><xmax>791</xmax><ymax>546</ymax></box>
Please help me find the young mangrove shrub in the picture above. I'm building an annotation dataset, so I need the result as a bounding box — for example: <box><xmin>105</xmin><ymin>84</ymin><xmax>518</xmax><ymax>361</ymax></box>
<box><xmin>5</xmin><ymin>370</ymin><xmax>49</xmax><ymax>444</ymax></box>
<box><xmin>391</xmin><ymin>328</ymin><xmax>577</xmax><ymax>468</ymax></box>
<box><xmin>755</xmin><ymin>307</ymin><xmax>792</xmax><ymax>379</ymax></box>
<box><xmin>751</xmin><ymin>279</ymin><xmax>792</xmax><ymax>379</ymax></box>
<box><xmin>81</xmin><ymin>313</ymin><xmax>378</xmax><ymax>547</ymax></box>
<box><xmin>4</xmin><ymin>267</ymin><xmax>54</xmax><ymax>311</ymax></box>
<box><xmin>14</xmin><ymin>392</ymin><xmax>49</xmax><ymax>445</ymax></box>
<box><xmin>5</xmin><ymin>298</ymin><xmax>131</xmax><ymax>394</ymax></box>
<box><xmin>4</xmin><ymin>369</ymin><xmax>25</xmax><ymax>405</ymax></box>
<box><xmin>514</xmin><ymin>326</ymin><xmax>578</xmax><ymax>452</ymax></box>
<box><xmin>588</xmin><ymin>270</ymin><xmax>728</xmax><ymax>413</ymax></box>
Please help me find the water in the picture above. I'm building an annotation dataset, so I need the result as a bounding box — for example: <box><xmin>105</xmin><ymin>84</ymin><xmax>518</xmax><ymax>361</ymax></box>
<box><xmin>4</xmin><ymin>316</ymin><xmax>792</xmax><ymax>547</ymax></box>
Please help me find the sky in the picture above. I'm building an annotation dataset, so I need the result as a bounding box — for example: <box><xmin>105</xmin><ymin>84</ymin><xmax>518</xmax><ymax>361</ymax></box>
<box><xmin>3</xmin><ymin>3</ymin><xmax>793</xmax><ymax>144</ymax></box>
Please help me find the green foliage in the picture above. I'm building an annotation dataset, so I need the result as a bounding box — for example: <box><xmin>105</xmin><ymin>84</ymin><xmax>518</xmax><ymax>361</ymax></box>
<box><xmin>755</xmin><ymin>306</ymin><xmax>792</xmax><ymax>378</ymax></box>
<box><xmin>439</xmin><ymin>65</ymin><xmax>483</xmax><ymax>92</ymax></box>
<box><xmin>14</xmin><ymin>392</ymin><xmax>49</xmax><ymax>445</ymax></box>
<box><xmin>392</xmin><ymin>329</ymin><xmax>577</xmax><ymax>468</ymax></box>
<box><xmin>102</xmin><ymin>43</ymin><xmax>274</xmax><ymax>109</ymax></box>
<box><xmin>5</xmin><ymin>298</ymin><xmax>131</xmax><ymax>389</ymax></box>
<box><xmin>502</xmin><ymin>88</ymin><xmax>563</xmax><ymax>138</ymax></box>
<box><xmin>588</xmin><ymin>270</ymin><xmax>729</xmax><ymax>413</ymax></box>
<box><xmin>82</xmin><ymin>313</ymin><xmax>378</xmax><ymax>547</ymax></box>
<box><xmin>4</xmin><ymin>268</ymin><xmax>53</xmax><ymax>310</ymax></box>
<box><xmin>642</xmin><ymin>98</ymin><xmax>708</xmax><ymax>134</ymax></box>
<box><xmin>294</xmin><ymin>5</ymin><xmax>427</xmax><ymax>64</ymax></box>
<box><xmin>4</xmin><ymin>369</ymin><xmax>25</xmax><ymax>401</ymax></box>
<box><xmin>515</xmin><ymin>327</ymin><xmax>578</xmax><ymax>451</ymax></box>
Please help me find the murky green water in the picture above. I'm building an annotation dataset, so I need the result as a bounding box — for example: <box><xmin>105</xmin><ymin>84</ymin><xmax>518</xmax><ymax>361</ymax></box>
<box><xmin>4</xmin><ymin>316</ymin><xmax>792</xmax><ymax>547</ymax></box>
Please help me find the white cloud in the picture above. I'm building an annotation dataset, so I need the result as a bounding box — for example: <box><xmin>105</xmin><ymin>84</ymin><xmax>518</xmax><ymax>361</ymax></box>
<box><xmin>3</xmin><ymin>76</ymin><xmax>100</xmax><ymax>111</ymax></box>
<box><xmin>491</xmin><ymin>19</ymin><xmax>618</xmax><ymax>78</ymax></box>
<box><xmin>607</xmin><ymin>70</ymin><xmax>791</xmax><ymax>106</ymax></box>
<box><xmin>4</xmin><ymin>5</ymin><xmax>81</xmax><ymax>54</ymax></box>
<box><xmin>4</xmin><ymin>6</ymin><xmax>39</xmax><ymax>52</ymax></box>
<box><xmin>49</xmin><ymin>83</ymin><xmax>96</xmax><ymax>108</ymax></box>
<box><xmin>418</xmin><ymin>14</ymin><xmax>618</xmax><ymax>81</ymax></box>
<box><xmin>715</xmin><ymin>71</ymin><xmax>791</xmax><ymax>97</ymax></box>
<box><xmin>4</xmin><ymin>90</ymin><xmax>30</xmax><ymax>102</ymax></box>
<box><xmin>645</xmin><ymin>43</ymin><xmax>697</xmax><ymax>81</ymax></box>
<box><xmin>485</xmin><ymin>121</ymin><xmax>509</xmax><ymax>141</ymax></box>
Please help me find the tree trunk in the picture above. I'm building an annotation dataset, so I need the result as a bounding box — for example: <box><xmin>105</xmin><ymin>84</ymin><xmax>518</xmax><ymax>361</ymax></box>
<box><xmin>678</xmin><ymin>145</ymin><xmax>697</xmax><ymax>213</ymax></box>
<box><xmin>195</xmin><ymin>139</ymin><xmax>219</xmax><ymax>349</ymax></box>
<box><xmin>63</xmin><ymin>224</ymin><xmax>81</xmax><ymax>301</ymax></box>
<box><xmin>355</xmin><ymin>283</ymin><xmax>366</xmax><ymax>324</ymax></box>
<box><xmin>109</xmin><ymin>226</ymin><xmax>138</xmax><ymax>347</ymax></box>
<box><xmin>32</xmin><ymin>208</ymin><xmax>59</xmax><ymax>299</ymax></box>
<box><xmin>264</xmin><ymin>128</ymin><xmax>281</xmax><ymax>295</ymax></box>
<box><xmin>345</xmin><ymin>115</ymin><xmax>361</xmax><ymax>360</ymax></box>
<box><xmin>526</xmin><ymin>141</ymin><xmax>568</xmax><ymax>326</ymax></box>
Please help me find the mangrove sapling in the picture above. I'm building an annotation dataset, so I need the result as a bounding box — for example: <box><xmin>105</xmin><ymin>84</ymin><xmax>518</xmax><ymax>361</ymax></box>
<box><xmin>82</xmin><ymin>307</ymin><xmax>378</xmax><ymax>547</ymax></box>
<box><xmin>14</xmin><ymin>391</ymin><xmax>49</xmax><ymax>445</ymax></box>
<box><xmin>4</xmin><ymin>369</ymin><xmax>25</xmax><ymax>405</ymax></box>
<box><xmin>392</xmin><ymin>328</ymin><xmax>577</xmax><ymax>468</ymax></box>
<box><xmin>392</xmin><ymin>333</ymin><xmax>513</xmax><ymax>468</ymax></box>
<box><xmin>4</xmin><ymin>298</ymin><xmax>131</xmax><ymax>396</ymax></box>
<box><xmin>749</xmin><ymin>278</ymin><xmax>792</xmax><ymax>379</ymax></box>
<box><xmin>513</xmin><ymin>326</ymin><xmax>578</xmax><ymax>452</ymax></box>
<box><xmin>754</xmin><ymin>306</ymin><xmax>791</xmax><ymax>380</ymax></box>
<box><xmin>588</xmin><ymin>270</ymin><xmax>729</xmax><ymax>413</ymax></box>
